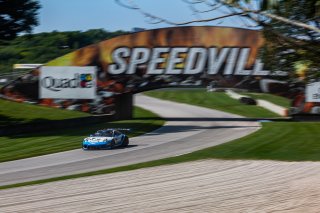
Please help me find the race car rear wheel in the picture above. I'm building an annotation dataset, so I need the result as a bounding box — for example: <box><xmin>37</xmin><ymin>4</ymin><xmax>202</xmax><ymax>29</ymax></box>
<box><xmin>110</xmin><ymin>139</ymin><xmax>115</xmax><ymax>149</ymax></box>
<box><xmin>122</xmin><ymin>136</ymin><xmax>129</xmax><ymax>147</ymax></box>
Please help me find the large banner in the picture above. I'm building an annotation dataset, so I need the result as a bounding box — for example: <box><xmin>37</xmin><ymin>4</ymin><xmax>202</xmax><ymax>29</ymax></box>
<box><xmin>46</xmin><ymin>26</ymin><xmax>286</xmax><ymax>95</ymax></box>
<box><xmin>1</xmin><ymin>26</ymin><xmax>298</xmax><ymax>115</ymax></box>
<box><xmin>39</xmin><ymin>66</ymin><xmax>96</xmax><ymax>99</ymax></box>
<box><xmin>306</xmin><ymin>82</ymin><xmax>320</xmax><ymax>103</ymax></box>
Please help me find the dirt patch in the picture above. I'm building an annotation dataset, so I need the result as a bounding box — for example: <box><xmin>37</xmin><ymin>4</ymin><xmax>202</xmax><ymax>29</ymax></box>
<box><xmin>1</xmin><ymin>160</ymin><xmax>320</xmax><ymax>212</ymax></box>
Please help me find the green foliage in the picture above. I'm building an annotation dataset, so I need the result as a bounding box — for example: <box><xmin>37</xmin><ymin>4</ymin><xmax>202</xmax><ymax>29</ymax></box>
<box><xmin>0</xmin><ymin>29</ymin><xmax>128</xmax><ymax>73</ymax></box>
<box><xmin>260</xmin><ymin>0</ymin><xmax>320</xmax><ymax>82</ymax></box>
<box><xmin>0</xmin><ymin>0</ymin><xmax>41</xmax><ymax>40</ymax></box>
<box><xmin>260</xmin><ymin>0</ymin><xmax>280</xmax><ymax>11</ymax></box>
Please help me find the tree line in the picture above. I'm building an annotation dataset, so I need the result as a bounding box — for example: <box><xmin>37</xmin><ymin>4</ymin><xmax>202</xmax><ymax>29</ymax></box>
<box><xmin>0</xmin><ymin>29</ymin><xmax>128</xmax><ymax>74</ymax></box>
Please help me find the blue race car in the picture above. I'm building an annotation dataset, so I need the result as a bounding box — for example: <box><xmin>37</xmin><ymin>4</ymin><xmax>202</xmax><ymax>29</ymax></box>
<box><xmin>82</xmin><ymin>129</ymin><xmax>130</xmax><ymax>150</ymax></box>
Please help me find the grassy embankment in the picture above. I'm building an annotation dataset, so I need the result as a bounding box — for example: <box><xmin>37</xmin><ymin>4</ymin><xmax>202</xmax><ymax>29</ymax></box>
<box><xmin>144</xmin><ymin>89</ymin><xmax>280</xmax><ymax>118</ymax></box>
<box><xmin>241</xmin><ymin>92</ymin><xmax>291</xmax><ymax>108</ymax></box>
<box><xmin>0</xmin><ymin>100</ymin><xmax>164</xmax><ymax>162</ymax></box>
<box><xmin>0</xmin><ymin>99</ymin><xmax>88</xmax><ymax>127</ymax></box>
<box><xmin>1</xmin><ymin>90</ymin><xmax>319</xmax><ymax>190</ymax></box>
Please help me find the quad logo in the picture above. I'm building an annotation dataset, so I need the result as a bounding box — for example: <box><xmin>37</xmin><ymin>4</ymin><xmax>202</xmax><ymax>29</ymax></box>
<box><xmin>41</xmin><ymin>73</ymin><xmax>94</xmax><ymax>92</ymax></box>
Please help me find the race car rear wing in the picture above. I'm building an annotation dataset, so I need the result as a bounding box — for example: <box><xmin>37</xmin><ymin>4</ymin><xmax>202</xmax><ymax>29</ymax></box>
<box><xmin>105</xmin><ymin>128</ymin><xmax>132</xmax><ymax>132</ymax></box>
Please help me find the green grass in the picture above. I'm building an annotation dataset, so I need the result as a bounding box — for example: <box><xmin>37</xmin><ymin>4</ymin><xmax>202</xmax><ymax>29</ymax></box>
<box><xmin>0</xmin><ymin>107</ymin><xmax>164</xmax><ymax>163</ymax></box>
<box><xmin>241</xmin><ymin>92</ymin><xmax>291</xmax><ymax>108</ymax></box>
<box><xmin>2</xmin><ymin>121</ymin><xmax>320</xmax><ymax>190</ymax></box>
<box><xmin>0</xmin><ymin>99</ymin><xmax>88</xmax><ymax>126</ymax></box>
<box><xmin>188</xmin><ymin>122</ymin><xmax>320</xmax><ymax>161</ymax></box>
<box><xmin>145</xmin><ymin>89</ymin><xmax>279</xmax><ymax>118</ymax></box>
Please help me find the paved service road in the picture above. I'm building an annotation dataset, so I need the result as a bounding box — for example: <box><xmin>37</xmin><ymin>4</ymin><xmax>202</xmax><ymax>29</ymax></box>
<box><xmin>0</xmin><ymin>94</ymin><xmax>260</xmax><ymax>186</ymax></box>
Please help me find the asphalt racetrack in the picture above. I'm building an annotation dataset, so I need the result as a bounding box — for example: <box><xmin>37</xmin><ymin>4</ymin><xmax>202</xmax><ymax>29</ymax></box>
<box><xmin>0</xmin><ymin>94</ymin><xmax>260</xmax><ymax>186</ymax></box>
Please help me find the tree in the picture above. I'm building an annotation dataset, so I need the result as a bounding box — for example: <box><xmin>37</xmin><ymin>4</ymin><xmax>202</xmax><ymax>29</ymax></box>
<box><xmin>115</xmin><ymin>0</ymin><xmax>319</xmax><ymax>33</ymax></box>
<box><xmin>115</xmin><ymin>0</ymin><xmax>320</xmax><ymax>82</ymax></box>
<box><xmin>0</xmin><ymin>29</ymin><xmax>129</xmax><ymax>74</ymax></box>
<box><xmin>259</xmin><ymin>0</ymin><xmax>320</xmax><ymax>82</ymax></box>
<box><xmin>0</xmin><ymin>0</ymin><xmax>41</xmax><ymax>40</ymax></box>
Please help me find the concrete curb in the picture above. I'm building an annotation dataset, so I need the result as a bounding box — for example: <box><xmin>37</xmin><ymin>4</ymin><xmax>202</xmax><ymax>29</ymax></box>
<box><xmin>225</xmin><ymin>90</ymin><xmax>287</xmax><ymax>116</ymax></box>
<box><xmin>256</xmin><ymin>99</ymin><xmax>287</xmax><ymax>116</ymax></box>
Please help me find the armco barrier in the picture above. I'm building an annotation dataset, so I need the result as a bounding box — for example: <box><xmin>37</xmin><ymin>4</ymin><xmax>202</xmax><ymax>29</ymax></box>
<box><xmin>0</xmin><ymin>114</ymin><xmax>114</xmax><ymax>136</ymax></box>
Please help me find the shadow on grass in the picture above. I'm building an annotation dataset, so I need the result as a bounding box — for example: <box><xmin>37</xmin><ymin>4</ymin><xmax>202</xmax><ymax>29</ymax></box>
<box><xmin>4</xmin><ymin>120</ymin><xmax>163</xmax><ymax>139</ymax></box>
<box><xmin>0</xmin><ymin>115</ymin><xmax>26</xmax><ymax>127</ymax></box>
<box><xmin>135</xmin><ymin>117</ymin><xmax>290</xmax><ymax>122</ymax></box>
<box><xmin>5</xmin><ymin>113</ymin><xmax>291</xmax><ymax>140</ymax></box>
<box><xmin>4</xmin><ymin>115</ymin><xmax>278</xmax><ymax>139</ymax></box>
<box><xmin>142</xmin><ymin>125</ymin><xmax>261</xmax><ymax>136</ymax></box>
<box><xmin>0</xmin><ymin>115</ymin><xmax>69</xmax><ymax>128</ymax></box>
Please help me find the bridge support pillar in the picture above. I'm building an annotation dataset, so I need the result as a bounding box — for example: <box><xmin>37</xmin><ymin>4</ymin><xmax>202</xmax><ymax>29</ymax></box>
<box><xmin>114</xmin><ymin>93</ymin><xmax>133</xmax><ymax>120</ymax></box>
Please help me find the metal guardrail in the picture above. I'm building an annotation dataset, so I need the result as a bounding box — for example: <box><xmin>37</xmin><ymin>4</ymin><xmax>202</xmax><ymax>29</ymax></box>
<box><xmin>0</xmin><ymin>71</ymin><xmax>30</xmax><ymax>86</ymax></box>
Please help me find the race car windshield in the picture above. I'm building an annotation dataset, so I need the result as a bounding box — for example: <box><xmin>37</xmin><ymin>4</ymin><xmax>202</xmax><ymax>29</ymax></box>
<box><xmin>92</xmin><ymin>131</ymin><xmax>113</xmax><ymax>137</ymax></box>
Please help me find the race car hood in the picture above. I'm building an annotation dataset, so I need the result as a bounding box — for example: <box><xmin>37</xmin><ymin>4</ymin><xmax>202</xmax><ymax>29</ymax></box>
<box><xmin>85</xmin><ymin>137</ymin><xmax>113</xmax><ymax>143</ymax></box>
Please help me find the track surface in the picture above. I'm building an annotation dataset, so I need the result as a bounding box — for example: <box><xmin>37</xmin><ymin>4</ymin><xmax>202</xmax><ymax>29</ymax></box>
<box><xmin>1</xmin><ymin>160</ymin><xmax>320</xmax><ymax>212</ymax></box>
<box><xmin>0</xmin><ymin>94</ymin><xmax>260</xmax><ymax>186</ymax></box>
